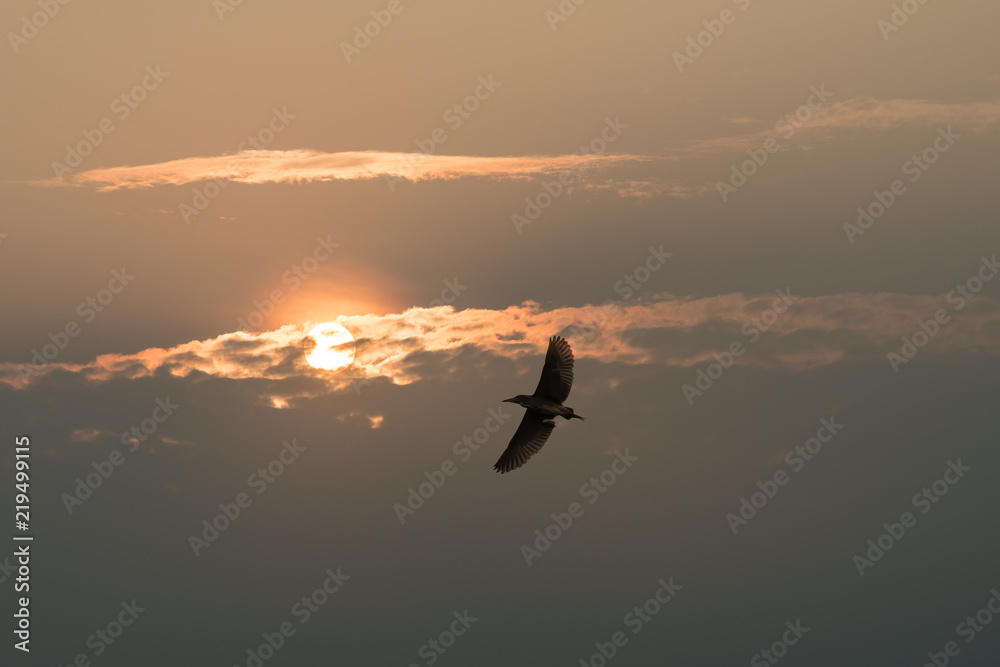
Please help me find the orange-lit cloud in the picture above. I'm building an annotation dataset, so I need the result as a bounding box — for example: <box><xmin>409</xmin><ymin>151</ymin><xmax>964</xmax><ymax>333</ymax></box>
<box><xmin>69</xmin><ymin>427</ymin><xmax>114</xmax><ymax>443</ymax></box>
<box><xmin>5</xmin><ymin>290</ymin><xmax>999</xmax><ymax>396</ymax></box>
<box><xmin>35</xmin><ymin>149</ymin><xmax>658</xmax><ymax>192</ymax></box>
<box><xmin>29</xmin><ymin>98</ymin><xmax>998</xmax><ymax>198</ymax></box>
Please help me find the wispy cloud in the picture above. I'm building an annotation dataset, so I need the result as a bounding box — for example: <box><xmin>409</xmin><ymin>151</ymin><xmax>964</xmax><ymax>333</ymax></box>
<box><xmin>28</xmin><ymin>98</ymin><xmax>999</xmax><ymax>198</ymax></box>
<box><xmin>681</xmin><ymin>97</ymin><xmax>1000</xmax><ymax>155</ymax></box>
<box><xmin>69</xmin><ymin>427</ymin><xmax>115</xmax><ymax>442</ymax></box>
<box><xmin>34</xmin><ymin>149</ymin><xmax>658</xmax><ymax>192</ymax></box>
<box><xmin>808</xmin><ymin>97</ymin><xmax>1000</xmax><ymax>132</ymax></box>
<box><xmin>581</xmin><ymin>179</ymin><xmax>713</xmax><ymax>199</ymax></box>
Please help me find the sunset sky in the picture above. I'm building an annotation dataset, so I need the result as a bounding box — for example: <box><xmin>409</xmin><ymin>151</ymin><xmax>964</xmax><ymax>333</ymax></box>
<box><xmin>2</xmin><ymin>0</ymin><xmax>999</xmax><ymax>665</ymax></box>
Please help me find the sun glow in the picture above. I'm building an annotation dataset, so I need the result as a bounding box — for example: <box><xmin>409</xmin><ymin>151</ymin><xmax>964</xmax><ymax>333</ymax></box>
<box><xmin>306</xmin><ymin>322</ymin><xmax>356</xmax><ymax>371</ymax></box>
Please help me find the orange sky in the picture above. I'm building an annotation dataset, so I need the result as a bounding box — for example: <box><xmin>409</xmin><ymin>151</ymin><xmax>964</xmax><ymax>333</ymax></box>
<box><xmin>2</xmin><ymin>1</ymin><xmax>999</xmax><ymax>665</ymax></box>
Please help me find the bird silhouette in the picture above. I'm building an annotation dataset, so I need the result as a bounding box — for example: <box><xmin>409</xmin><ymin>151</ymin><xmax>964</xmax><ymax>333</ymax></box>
<box><xmin>494</xmin><ymin>336</ymin><xmax>584</xmax><ymax>473</ymax></box>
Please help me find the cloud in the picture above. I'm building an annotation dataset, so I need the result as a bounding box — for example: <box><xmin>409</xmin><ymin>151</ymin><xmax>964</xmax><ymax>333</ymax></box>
<box><xmin>581</xmin><ymin>179</ymin><xmax>713</xmax><ymax>199</ymax></box>
<box><xmin>69</xmin><ymin>427</ymin><xmax>114</xmax><ymax>442</ymax></box>
<box><xmin>681</xmin><ymin>97</ymin><xmax>1000</xmax><ymax>155</ymax></box>
<box><xmin>4</xmin><ymin>290</ymin><xmax>999</xmax><ymax>396</ymax></box>
<box><xmin>27</xmin><ymin>99</ymin><xmax>999</xmax><ymax>199</ymax></box>
<box><xmin>35</xmin><ymin>149</ymin><xmax>659</xmax><ymax>192</ymax></box>
<box><xmin>807</xmin><ymin>97</ymin><xmax>1000</xmax><ymax>132</ymax></box>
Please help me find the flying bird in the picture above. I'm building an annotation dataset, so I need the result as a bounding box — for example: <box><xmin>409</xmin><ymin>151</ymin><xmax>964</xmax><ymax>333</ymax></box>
<box><xmin>493</xmin><ymin>336</ymin><xmax>584</xmax><ymax>474</ymax></box>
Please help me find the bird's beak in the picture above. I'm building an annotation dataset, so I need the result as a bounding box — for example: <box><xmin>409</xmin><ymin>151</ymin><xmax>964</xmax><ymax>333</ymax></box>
<box><xmin>502</xmin><ymin>397</ymin><xmax>516</xmax><ymax>403</ymax></box>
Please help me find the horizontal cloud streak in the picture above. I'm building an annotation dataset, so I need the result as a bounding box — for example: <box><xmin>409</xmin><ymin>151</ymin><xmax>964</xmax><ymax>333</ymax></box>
<box><xmin>28</xmin><ymin>98</ymin><xmax>999</xmax><ymax>198</ymax></box>
<box><xmin>36</xmin><ymin>149</ymin><xmax>659</xmax><ymax>192</ymax></box>
<box><xmin>681</xmin><ymin>97</ymin><xmax>1000</xmax><ymax>155</ymax></box>
<box><xmin>5</xmin><ymin>290</ymin><xmax>999</xmax><ymax>399</ymax></box>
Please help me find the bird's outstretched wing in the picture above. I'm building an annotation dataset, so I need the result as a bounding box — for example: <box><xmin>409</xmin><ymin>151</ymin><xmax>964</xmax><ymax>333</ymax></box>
<box><xmin>532</xmin><ymin>336</ymin><xmax>575</xmax><ymax>403</ymax></box>
<box><xmin>493</xmin><ymin>410</ymin><xmax>556</xmax><ymax>474</ymax></box>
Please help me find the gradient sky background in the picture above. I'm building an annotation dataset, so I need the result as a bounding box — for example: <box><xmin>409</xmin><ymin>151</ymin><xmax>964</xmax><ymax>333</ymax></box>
<box><xmin>2</xmin><ymin>0</ymin><xmax>999</xmax><ymax>665</ymax></box>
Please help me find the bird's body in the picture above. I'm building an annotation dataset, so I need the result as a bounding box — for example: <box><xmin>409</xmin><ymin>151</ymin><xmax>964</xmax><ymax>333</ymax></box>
<box><xmin>493</xmin><ymin>336</ymin><xmax>584</xmax><ymax>474</ymax></box>
<box><xmin>503</xmin><ymin>394</ymin><xmax>582</xmax><ymax>420</ymax></box>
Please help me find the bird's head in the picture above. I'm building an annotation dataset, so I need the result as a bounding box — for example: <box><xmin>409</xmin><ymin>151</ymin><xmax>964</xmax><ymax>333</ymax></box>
<box><xmin>503</xmin><ymin>395</ymin><xmax>531</xmax><ymax>406</ymax></box>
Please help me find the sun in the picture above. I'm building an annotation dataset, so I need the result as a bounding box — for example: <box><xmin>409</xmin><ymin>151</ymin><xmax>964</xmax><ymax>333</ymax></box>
<box><xmin>306</xmin><ymin>322</ymin><xmax>356</xmax><ymax>371</ymax></box>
